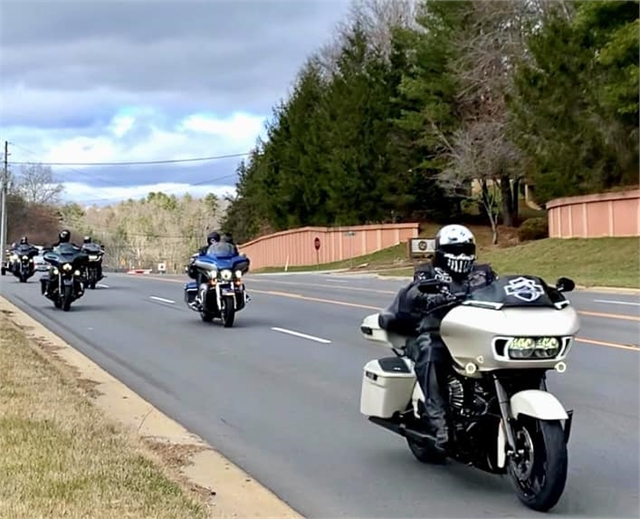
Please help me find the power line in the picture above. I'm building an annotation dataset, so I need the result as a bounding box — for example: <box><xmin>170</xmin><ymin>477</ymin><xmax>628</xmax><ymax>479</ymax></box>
<box><xmin>9</xmin><ymin>142</ymin><xmax>126</xmax><ymax>188</ymax></box>
<box><xmin>9</xmin><ymin>152</ymin><xmax>251</xmax><ymax>167</ymax></box>
<box><xmin>74</xmin><ymin>173</ymin><xmax>239</xmax><ymax>204</ymax></box>
<box><xmin>9</xmin><ymin>141</ymin><xmax>243</xmax><ymax>204</ymax></box>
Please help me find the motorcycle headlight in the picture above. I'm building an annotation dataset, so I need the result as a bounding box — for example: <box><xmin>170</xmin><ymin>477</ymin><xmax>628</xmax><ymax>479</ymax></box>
<box><xmin>220</xmin><ymin>269</ymin><xmax>232</xmax><ymax>281</ymax></box>
<box><xmin>89</xmin><ymin>255</ymin><xmax>99</xmax><ymax>261</ymax></box>
<box><xmin>63</xmin><ymin>263</ymin><xmax>72</xmax><ymax>271</ymax></box>
<box><xmin>52</xmin><ymin>267</ymin><xmax>59</xmax><ymax>275</ymax></box>
<box><xmin>10</xmin><ymin>254</ymin><xmax>17</xmax><ymax>260</ymax></box>
<box><xmin>235</xmin><ymin>270</ymin><xmax>242</xmax><ymax>279</ymax></box>
<box><xmin>507</xmin><ymin>337</ymin><xmax>561</xmax><ymax>359</ymax></box>
<box><xmin>74</xmin><ymin>270</ymin><xmax>81</xmax><ymax>276</ymax></box>
<box><xmin>22</xmin><ymin>255</ymin><xmax>28</xmax><ymax>260</ymax></box>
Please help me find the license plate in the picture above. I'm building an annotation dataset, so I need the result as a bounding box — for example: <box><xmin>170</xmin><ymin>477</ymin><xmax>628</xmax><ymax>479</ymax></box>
<box><xmin>221</xmin><ymin>288</ymin><xmax>235</xmax><ymax>296</ymax></box>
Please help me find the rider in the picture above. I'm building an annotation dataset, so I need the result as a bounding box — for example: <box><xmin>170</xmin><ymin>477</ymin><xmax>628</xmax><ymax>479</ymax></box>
<box><xmin>198</xmin><ymin>231</ymin><xmax>221</xmax><ymax>255</ymax></box>
<box><xmin>82</xmin><ymin>235</ymin><xmax>104</xmax><ymax>279</ymax></box>
<box><xmin>221</xmin><ymin>232</ymin><xmax>239</xmax><ymax>255</ymax></box>
<box><xmin>41</xmin><ymin>229</ymin><xmax>80</xmax><ymax>295</ymax></box>
<box><xmin>388</xmin><ymin>224</ymin><xmax>497</xmax><ymax>452</ymax></box>
<box><xmin>53</xmin><ymin>229</ymin><xmax>80</xmax><ymax>249</ymax></box>
<box><xmin>10</xmin><ymin>236</ymin><xmax>37</xmax><ymax>273</ymax></box>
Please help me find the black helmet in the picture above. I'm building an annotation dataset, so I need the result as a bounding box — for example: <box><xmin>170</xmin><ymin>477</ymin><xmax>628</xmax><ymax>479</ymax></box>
<box><xmin>207</xmin><ymin>231</ymin><xmax>220</xmax><ymax>245</ymax></box>
<box><xmin>222</xmin><ymin>232</ymin><xmax>234</xmax><ymax>244</ymax></box>
<box><xmin>58</xmin><ymin>229</ymin><xmax>71</xmax><ymax>243</ymax></box>
<box><xmin>83</xmin><ymin>236</ymin><xmax>92</xmax><ymax>244</ymax></box>
<box><xmin>19</xmin><ymin>236</ymin><xmax>28</xmax><ymax>244</ymax></box>
<box><xmin>433</xmin><ymin>224</ymin><xmax>477</xmax><ymax>277</ymax></box>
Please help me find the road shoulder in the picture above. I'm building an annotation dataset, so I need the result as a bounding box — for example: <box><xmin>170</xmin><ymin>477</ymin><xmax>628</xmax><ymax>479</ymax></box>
<box><xmin>0</xmin><ymin>295</ymin><xmax>302</xmax><ymax>519</ymax></box>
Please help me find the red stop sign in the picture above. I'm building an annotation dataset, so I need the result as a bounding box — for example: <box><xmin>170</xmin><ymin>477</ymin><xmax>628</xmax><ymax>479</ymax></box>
<box><xmin>314</xmin><ymin>237</ymin><xmax>321</xmax><ymax>251</ymax></box>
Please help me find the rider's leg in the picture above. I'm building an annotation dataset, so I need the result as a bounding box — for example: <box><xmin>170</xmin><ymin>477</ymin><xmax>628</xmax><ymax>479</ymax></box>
<box><xmin>410</xmin><ymin>334</ymin><xmax>451</xmax><ymax>451</ymax></box>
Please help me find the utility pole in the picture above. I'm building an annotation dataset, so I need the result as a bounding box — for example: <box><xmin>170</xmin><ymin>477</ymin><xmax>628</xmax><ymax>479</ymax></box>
<box><xmin>0</xmin><ymin>141</ymin><xmax>9</xmax><ymax>252</ymax></box>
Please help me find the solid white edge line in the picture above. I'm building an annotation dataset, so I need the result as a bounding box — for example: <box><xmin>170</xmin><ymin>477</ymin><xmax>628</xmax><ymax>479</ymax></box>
<box><xmin>271</xmin><ymin>327</ymin><xmax>332</xmax><ymax>344</ymax></box>
<box><xmin>593</xmin><ymin>299</ymin><xmax>640</xmax><ymax>307</ymax></box>
<box><xmin>149</xmin><ymin>295</ymin><xmax>175</xmax><ymax>304</ymax></box>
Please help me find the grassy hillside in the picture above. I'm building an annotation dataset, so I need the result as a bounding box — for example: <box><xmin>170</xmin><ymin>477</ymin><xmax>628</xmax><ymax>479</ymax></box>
<box><xmin>258</xmin><ymin>236</ymin><xmax>640</xmax><ymax>289</ymax></box>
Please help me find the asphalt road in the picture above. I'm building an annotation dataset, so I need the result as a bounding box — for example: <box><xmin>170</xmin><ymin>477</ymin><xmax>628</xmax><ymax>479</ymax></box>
<box><xmin>1</xmin><ymin>271</ymin><xmax>638</xmax><ymax>518</ymax></box>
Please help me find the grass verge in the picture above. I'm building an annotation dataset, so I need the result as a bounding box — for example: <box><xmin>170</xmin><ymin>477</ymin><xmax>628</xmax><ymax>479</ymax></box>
<box><xmin>378</xmin><ymin>238</ymin><xmax>640</xmax><ymax>288</ymax></box>
<box><xmin>0</xmin><ymin>315</ymin><xmax>208</xmax><ymax>519</ymax></box>
<box><xmin>258</xmin><ymin>236</ymin><xmax>640</xmax><ymax>289</ymax></box>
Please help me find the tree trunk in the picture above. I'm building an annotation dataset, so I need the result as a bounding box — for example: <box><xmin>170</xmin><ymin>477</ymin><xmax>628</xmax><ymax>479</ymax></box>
<box><xmin>511</xmin><ymin>177</ymin><xmax>521</xmax><ymax>224</ymax></box>
<box><xmin>481</xmin><ymin>180</ymin><xmax>499</xmax><ymax>244</ymax></box>
<box><xmin>500</xmin><ymin>174</ymin><xmax>515</xmax><ymax>227</ymax></box>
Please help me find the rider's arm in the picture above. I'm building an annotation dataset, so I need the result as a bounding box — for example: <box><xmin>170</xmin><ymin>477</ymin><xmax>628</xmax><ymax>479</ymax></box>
<box><xmin>404</xmin><ymin>284</ymin><xmax>455</xmax><ymax>314</ymax></box>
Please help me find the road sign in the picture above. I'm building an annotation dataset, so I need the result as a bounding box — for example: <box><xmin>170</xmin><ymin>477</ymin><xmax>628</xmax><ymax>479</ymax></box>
<box><xmin>408</xmin><ymin>238</ymin><xmax>436</xmax><ymax>258</ymax></box>
<box><xmin>314</xmin><ymin>237</ymin><xmax>321</xmax><ymax>251</ymax></box>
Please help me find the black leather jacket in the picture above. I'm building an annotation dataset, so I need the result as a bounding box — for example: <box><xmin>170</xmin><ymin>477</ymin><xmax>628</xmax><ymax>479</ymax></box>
<box><xmin>385</xmin><ymin>262</ymin><xmax>498</xmax><ymax>337</ymax></box>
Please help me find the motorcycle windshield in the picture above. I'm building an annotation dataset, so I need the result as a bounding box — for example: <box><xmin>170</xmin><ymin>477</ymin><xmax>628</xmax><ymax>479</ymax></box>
<box><xmin>198</xmin><ymin>243</ymin><xmax>241</xmax><ymax>270</ymax></box>
<box><xmin>206</xmin><ymin>243</ymin><xmax>236</xmax><ymax>258</ymax></box>
<box><xmin>82</xmin><ymin>243</ymin><xmax>102</xmax><ymax>253</ymax></box>
<box><xmin>466</xmin><ymin>275</ymin><xmax>566</xmax><ymax>309</ymax></box>
<box><xmin>47</xmin><ymin>244</ymin><xmax>85</xmax><ymax>266</ymax></box>
<box><xmin>15</xmin><ymin>245</ymin><xmax>30</xmax><ymax>253</ymax></box>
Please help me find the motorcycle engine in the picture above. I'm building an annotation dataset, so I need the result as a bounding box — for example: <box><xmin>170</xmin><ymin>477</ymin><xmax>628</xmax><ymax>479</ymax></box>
<box><xmin>447</xmin><ymin>375</ymin><xmax>491</xmax><ymax>418</ymax></box>
<box><xmin>447</xmin><ymin>375</ymin><xmax>465</xmax><ymax>412</ymax></box>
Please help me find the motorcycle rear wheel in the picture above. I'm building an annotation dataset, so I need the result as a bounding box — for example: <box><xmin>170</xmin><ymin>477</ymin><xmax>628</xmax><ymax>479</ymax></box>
<box><xmin>507</xmin><ymin>417</ymin><xmax>567</xmax><ymax>512</ymax></box>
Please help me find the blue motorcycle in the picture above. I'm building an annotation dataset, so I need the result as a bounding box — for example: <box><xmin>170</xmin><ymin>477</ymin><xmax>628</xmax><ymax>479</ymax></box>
<box><xmin>184</xmin><ymin>242</ymin><xmax>250</xmax><ymax>327</ymax></box>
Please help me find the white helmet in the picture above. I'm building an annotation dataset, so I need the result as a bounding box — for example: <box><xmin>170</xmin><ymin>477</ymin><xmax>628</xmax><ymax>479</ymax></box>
<box><xmin>434</xmin><ymin>224</ymin><xmax>477</xmax><ymax>276</ymax></box>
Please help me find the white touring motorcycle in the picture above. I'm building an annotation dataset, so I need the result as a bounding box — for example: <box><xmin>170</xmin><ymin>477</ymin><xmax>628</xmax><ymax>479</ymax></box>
<box><xmin>359</xmin><ymin>274</ymin><xmax>580</xmax><ymax>512</ymax></box>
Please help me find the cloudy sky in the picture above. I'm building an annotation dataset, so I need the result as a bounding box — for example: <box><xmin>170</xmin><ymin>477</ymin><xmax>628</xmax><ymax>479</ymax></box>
<box><xmin>0</xmin><ymin>0</ymin><xmax>351</xmax><ymax>205</ymax></box>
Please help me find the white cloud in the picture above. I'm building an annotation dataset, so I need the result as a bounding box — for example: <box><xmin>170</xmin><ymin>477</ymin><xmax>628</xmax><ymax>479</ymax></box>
<box><xmin>7</xmin><ymin>109</ymin><xmax>265</xmax><ymax>204</ymax></box>
<box><xmin>61</xmin><ymin>181</ymin><xmax>237</xmax><ymax>208</ymax></box>
<box><xmin>9</xmin><ymin>109</ymin><xmax>266</xmax><ymax>165</ymax></box>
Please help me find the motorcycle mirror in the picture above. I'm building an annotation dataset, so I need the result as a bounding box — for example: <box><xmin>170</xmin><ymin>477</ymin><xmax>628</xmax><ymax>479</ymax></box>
<box><xmin>555</xmin><ymin>277</ymin><xmax>575</xmax><ymax>293</ymax></box>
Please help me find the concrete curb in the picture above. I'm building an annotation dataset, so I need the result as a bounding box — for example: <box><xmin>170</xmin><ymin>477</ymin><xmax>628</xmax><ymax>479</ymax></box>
<box><xmin>0</xmin><ymin>295</ymin><xmax>303</xmax><ymax>519</ymax></box>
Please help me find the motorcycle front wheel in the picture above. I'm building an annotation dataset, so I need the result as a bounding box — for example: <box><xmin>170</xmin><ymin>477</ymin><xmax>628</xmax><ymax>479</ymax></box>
<box><xmin>507</xmin><ymin>417</ymin><xmax>567</xmax><ymax>512</ymax></box>
<box><xmin>220</xmin><ymin>297</ymin><xmax>235</xmax><ymax>328</ymax></box>
<box><xmin>62</xmin><ymin>285</ymin><xmax>73</xmax><ymax>311</ymax></box>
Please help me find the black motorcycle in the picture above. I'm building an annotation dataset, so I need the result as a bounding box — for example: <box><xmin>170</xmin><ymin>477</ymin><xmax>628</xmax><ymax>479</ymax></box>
<box><xmin>81</xmin><ymin>242</ymin><xmax>105</xmax><ymax>289</ymax></box>
<box><xmin>9</xmin><ymin>245</ymin><xmax>40</xmax><ymax>283</ymax></box>
<box><xmin>40</xmin><ymin>244</ymin><xmax>88</xmax><ymax>311</ymax></box>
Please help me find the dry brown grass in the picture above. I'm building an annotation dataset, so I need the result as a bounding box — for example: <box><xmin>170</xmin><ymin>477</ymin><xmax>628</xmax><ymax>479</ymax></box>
<box><xmin>0</xmin><ymin>316</ymin><xmax>208</xmax><ymax>519</ymax></box>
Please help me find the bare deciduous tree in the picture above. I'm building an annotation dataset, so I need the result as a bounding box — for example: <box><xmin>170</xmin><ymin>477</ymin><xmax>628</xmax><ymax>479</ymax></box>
<box><xmin>438</xmin><ymin>0</ymin><xmax>539</xmax><ymax>228</ymax></box>
<box><xmin>15</xmin><ymin>163</ymin><xmax>64</xmax><ymax>206</ymax></box>
<box><xmin>439</xmin><ymin>120</ymin><xmax>521</xmax><ymax>244</ymax></box>
<box><xmin>346</xmin><ymin>0</ymin><xmax>419</xmax><ymax>57</ymax></box>
<box><xmin>72</xmin><ymin>193</ymin><xmax>227</xmax><ymax>272</ymax></box>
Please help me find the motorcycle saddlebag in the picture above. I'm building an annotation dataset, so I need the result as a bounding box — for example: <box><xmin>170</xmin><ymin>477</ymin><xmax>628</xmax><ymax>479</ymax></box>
<box><xmin>360</xmin><ymin>357</ymin><xmax>416</xmax><ymax>419</ymax></box>
<box><xmin>184</xmin><ymin>281</ymin><xmax>198</xmax><ymax>304</ymax></box>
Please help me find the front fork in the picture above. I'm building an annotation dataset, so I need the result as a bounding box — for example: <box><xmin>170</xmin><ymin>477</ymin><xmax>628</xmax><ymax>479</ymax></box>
<box><xmin>215</xmin><ymin>282</ymin><xmax>237</xmax><ymax>310</ymax></box>
<box><xmin>494</xmin><ymin>374</ymin><xmax>573</xmax><ymax>469</ymax></box>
